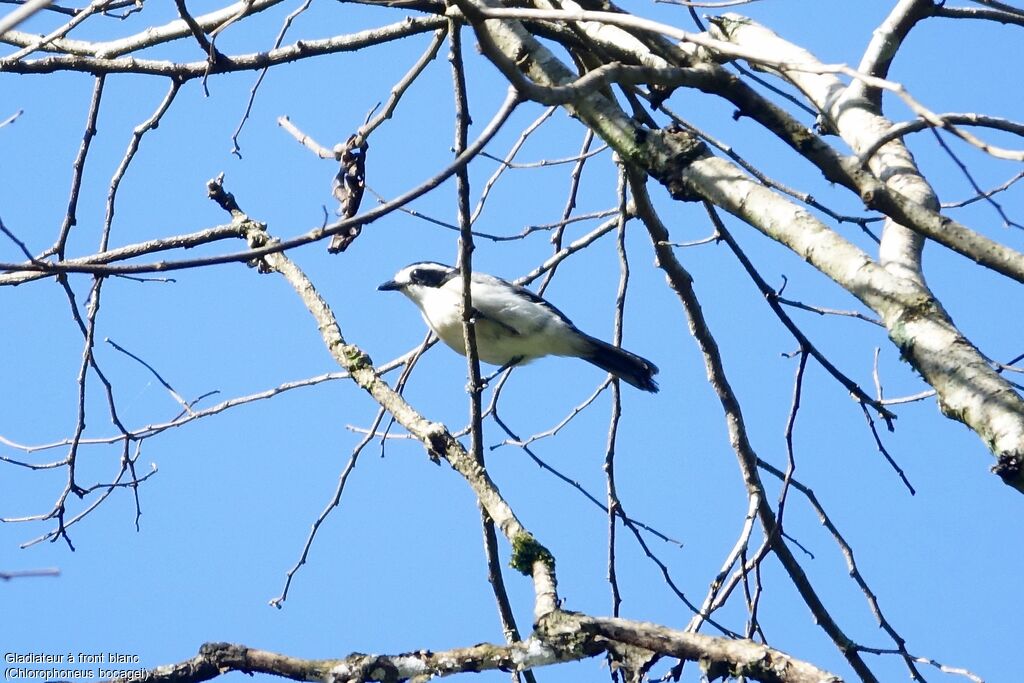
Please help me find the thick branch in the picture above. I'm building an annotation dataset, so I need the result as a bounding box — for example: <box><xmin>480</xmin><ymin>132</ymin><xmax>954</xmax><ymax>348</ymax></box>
<box><xmin>580</xmin><ymin>616</ymin><xmax>841</xmax><ymax>683</ymax></box>
<box><xmin>0</xmin><ymin>16</ymin><xmax>447</xmax><ymax>75</ymax></box>
<box><xmin>709</xmin><ymin>13</ymin><xmax>1024</xmax><ymax>282</ymax></box>
<box><xmin>113</xmin><ymin>614</ymin><xmax>839</xmax><ymax>683</ymax></box>
<box><xmin>0</xmin><ymin>0</ymin><xmax>287</xmax><ymax>57</ymax></box>
<box><xmin>665</xmin><ymin>146</ymin><xmax>1024</xmax><ymax>491</ymax></box>
<box><xmin>851</xmin><ymin>0</ymin><xmax>934</xmax><ymax>105</ymax></box>
<box><xmin>463</xmin><ymin>2</ymin><xmax>1024</xmax><ymax>490</ymax></box>
<box><xmin>118</xmin><ymin>638</ymin><xmax>571</xmax><ymax>683</ymax></box>
<box><xmin>216</xmin><ymin>189</ymin><xmax>560</xmax><ymax>618</ymax></box>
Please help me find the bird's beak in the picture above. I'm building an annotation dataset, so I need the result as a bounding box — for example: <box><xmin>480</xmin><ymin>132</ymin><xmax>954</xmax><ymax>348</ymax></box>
<box><xmin>378</xmin><ymin>279</ymin><xmax>402</xmax><ymax>292</ymax></box>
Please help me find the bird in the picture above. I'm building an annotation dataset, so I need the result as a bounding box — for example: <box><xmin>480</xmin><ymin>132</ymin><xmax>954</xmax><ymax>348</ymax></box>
<box><xmin>378</xmin><ymin>262</ymin><xmax>659</xmax><ymax>392</ymax></box>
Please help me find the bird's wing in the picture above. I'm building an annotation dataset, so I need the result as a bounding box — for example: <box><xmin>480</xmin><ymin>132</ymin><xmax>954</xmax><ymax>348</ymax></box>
<box><xmin>469</xmin><ymin>272</ymin><xmax>578</xmax><ymax>329</ymax></box>
<box><xmin>470</xmin><ymin>305</ymin><xmax>521</xmax><ymax>336</ymax></box>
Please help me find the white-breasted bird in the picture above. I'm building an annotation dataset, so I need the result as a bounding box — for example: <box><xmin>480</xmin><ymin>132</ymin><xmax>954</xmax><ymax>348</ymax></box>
<box><xmin>378</xmin><ymin>262</ymin><xmax>659</xmax><ymax>392</ymax></box>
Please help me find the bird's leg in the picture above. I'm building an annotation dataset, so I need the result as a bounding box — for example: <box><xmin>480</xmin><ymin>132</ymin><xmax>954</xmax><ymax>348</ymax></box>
<box><xmin>478</xmin><ymin>356</ymin><xmax>524</xmax><ymax>387</ymax></box>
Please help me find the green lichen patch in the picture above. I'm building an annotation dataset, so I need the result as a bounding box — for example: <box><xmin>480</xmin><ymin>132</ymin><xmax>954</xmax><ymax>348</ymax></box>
<box><xmin>509</xmin><ymin>533</ymin><xmax>555</xmax><ymax>576</ymax></box>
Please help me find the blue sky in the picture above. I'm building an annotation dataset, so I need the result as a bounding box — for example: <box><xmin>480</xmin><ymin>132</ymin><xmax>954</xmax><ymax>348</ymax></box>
<box><xmin>2</xmin><ymin>1</ymin><xmax>1022</xmax><ymax>682</ymax></box>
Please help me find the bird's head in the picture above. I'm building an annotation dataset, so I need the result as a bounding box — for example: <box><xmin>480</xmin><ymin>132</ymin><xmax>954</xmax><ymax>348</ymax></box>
<box><xmin>378</xmin><ymin>262</ymin><xmax>459</xmax><ymax>301</ymax></box>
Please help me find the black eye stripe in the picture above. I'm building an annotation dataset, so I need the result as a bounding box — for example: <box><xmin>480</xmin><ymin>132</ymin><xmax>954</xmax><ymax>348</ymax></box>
<box><xmin>409</xmin><ymin>266</ymin><xmax>458</xmax><ymax>288</ymax></box>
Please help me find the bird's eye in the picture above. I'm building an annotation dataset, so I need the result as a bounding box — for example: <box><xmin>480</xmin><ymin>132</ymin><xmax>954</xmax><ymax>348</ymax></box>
<box><xmin>409</xmin><ymin>267</ymin><xmax>448</xmax><ymax>287</ymax></box>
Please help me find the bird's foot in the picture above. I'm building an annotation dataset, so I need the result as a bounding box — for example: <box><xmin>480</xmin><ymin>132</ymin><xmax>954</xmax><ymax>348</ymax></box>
<box><xmin>477</xmin><ymin>356</ymin><xmax>524</xmax><ymax>388</ymax></box>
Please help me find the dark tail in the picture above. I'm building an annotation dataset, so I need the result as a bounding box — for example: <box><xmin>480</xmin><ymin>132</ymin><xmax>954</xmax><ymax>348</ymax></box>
<box><xmin>582</xmin><ymin>336</ymin><xmax>659</xmax><ymax>393</ymax></box>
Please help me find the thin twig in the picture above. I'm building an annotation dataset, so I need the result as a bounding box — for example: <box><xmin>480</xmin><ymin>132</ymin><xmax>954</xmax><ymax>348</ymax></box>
<box><xmin>1</xmin><ymin>89</ymin><xmax>522</xmax><ymax>277</ymax></box>
<box><xmin>0</xmin><ymin>567</ymin><xmax>61</xmax><ymax>580</ymax></box>
<box><xmin>927</xmin><ymin>127</ymin><xmax>1023</xmax><ymax>229</ymax></box>
<box><xmin>269</xmin><ymin>407</ymin><xmax>384</xmax><ymax>608</ymax></box>
<box><xmin>539</xmin><ymin>129</ymin><xmax>594</xmax><ymax>296</ymax></box>
<box><xmin>102</xmin><ymin>77</ymin><xmax>183</xmax><ymax>251</ymax></box>
<box><xmin>231</xmin><ymin>0</ymin><xmax>313</xmax><ymax>156</ymax></box>
<box><xmin>105</xmin><ymin>338</ymin><xmax>192</xmax><ymax>414</ymax></box>
<box><xmin>45</xmin><ymin>74</ymin><xmax>104</xmax><ymax>259</ymax></box>
<box><xmin>354</xmin><ymin>28</ymin><xmax>448</xmax><ymax>146</ymax></box>
<box><xmin>469</xmin><ymin>107</ymin><xmax>556</xmax><ymax>226</ymax></box>
<box><xmin>631</xmin><ymin>169</ymin><xmax>879</xmax><ymax>681</ymax></box>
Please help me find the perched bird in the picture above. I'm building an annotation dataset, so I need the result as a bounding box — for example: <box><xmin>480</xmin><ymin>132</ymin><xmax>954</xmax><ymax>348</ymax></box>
<box><xmin>378</xmin><ymin>262</ymin><xmax>659</xmax><ymax>392</ymax></box>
